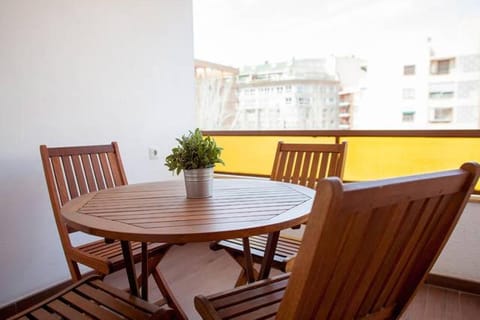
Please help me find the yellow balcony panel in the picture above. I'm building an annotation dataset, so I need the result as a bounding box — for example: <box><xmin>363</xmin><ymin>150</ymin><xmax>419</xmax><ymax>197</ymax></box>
<box><xmin>205</xmin><ymin>130</ymin><xmax>480</xmax><ymax>192</ymax></box>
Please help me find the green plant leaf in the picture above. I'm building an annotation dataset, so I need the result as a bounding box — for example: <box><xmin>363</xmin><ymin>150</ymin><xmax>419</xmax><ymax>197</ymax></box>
<box><xmin>164</xmin><ymin>128</ymin><xmax>225</xmax><ymax>175</ymax></box>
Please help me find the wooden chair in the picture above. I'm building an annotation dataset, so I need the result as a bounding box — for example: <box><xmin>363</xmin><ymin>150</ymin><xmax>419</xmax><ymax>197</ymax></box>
<box><xmin>195</xmin><ymin>162</ymin><xmax>480</xmax><ymax>319</ymax></box>
<box><xmin>211</xmin><ymin>141</ymin><xmax>347</xmax><ymax>284</ymax></box>
<box><xmin>40</xmin><ymin>142</ymin><xmax>186</xmax><ymax>319</ymax></box>
<box><xmin>8</xmin><ymin>275</ymin><xmax>174</xmax><ymax>320</ymax></box>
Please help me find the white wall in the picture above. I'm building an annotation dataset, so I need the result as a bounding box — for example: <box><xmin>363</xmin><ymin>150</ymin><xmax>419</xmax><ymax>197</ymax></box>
<box><xmin>432</xmin><ymin>201</ymin><xmax>480</xmax><ymax>281</ymax></box>
<box><xmin>0</xmin><ymin>0</ymin><xmax>194</xmax><ymax>306</ymax></box>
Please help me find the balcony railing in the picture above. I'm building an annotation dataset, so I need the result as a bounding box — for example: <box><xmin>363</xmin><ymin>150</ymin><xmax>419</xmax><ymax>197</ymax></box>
<box><xmin>203</xmin><ymin>130</ymin><xmax>480</xmax><ymax>193</ymax></box>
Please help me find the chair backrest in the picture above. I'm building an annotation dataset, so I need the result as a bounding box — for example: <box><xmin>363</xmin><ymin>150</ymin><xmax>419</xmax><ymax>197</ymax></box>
<box><xmin>40</xmin><ymin>142</ymin><xmax>127</xmax><ymax>236</ymax></box>
<box><xmin>270</xmin><ymin>141</ymin><xmax>347</xmax><ymax>189</ymax></box>
<box><xmin>277</xmin><ymin>162</ymin><xmax>480</xmax><ymax>320</ymax></box>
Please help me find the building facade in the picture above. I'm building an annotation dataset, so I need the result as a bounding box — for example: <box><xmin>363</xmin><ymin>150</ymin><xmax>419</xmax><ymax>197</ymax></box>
<box><xmin>396</xmin><ymin>53</ymin><xmax>480</xmax><ymax>129</ymax></box>
<box><xmin>235</xmin><ymin>59</ymin><xmax>341</xmax><ymax>129</ymax></box>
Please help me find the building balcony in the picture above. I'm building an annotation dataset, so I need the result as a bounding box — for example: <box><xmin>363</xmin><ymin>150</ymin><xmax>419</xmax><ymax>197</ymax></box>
<box><xmin>4</xmin><ymin>129</ymin><xmax>480</xmax><ymax>319</ymax></box>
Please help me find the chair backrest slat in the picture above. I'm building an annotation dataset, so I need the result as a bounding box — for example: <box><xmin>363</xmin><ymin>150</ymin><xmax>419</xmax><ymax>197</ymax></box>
<box><xmin>275</xmin><ymin>152</ymin><xmax>288</xmax><ymax>181</ymax></box>
<box><xmin>81</xmin><ymin>154</ymin><xmax>97</xmax><ymax>191</ymax></box>
<box><xmin>299</xmin><ymin>152</ymin><xmax>312</xmax><ymax>186</ymax></box>
<box><xmin>284</xmin><ymin>151</ymin><xmax>295</xmax><ymax>181</ymax></box>
<box><xmin>307</xmin><ymin>152</ymin><xmax>321</xmax><ymax>188</ymax></box>
<box><xmin>99</xmin><ymin>152</ymin><xmax>114</xmax><ymax>188</ymax></box>
<box><xmin>318</xmin><ymin>152</ymin><xmax>329</xmax><ymax>178</ymax></box>
<box><xmin>291</xmin><ymin>151</ymin><xmax>304</xmax><ymax>185</ymax></box>
<box><xmin>61</xmin><ymin>155</ymin><xmax>79</xmax><ymax>199</ymax></box>
<box><xmin>270</xmin><ymin>141</ymin><xmax>347</xmax><ymax>189</ymax></box>
<box><xmin>277</xmin><ymin>162</ymin><xmax>480</xmax><ymax>320</ymax></box>
<box><xmin>327</xmin><ymin>153</ymin><xmax>339</xmax><ymax>176</ymax></box>
<box><xmin>71</xmin><ymin>155</ymin><xmax>89</xmax><ymax>195</ymax></box>
<box><xmin>90</xmin><ymin>153</ymin><xmax>106</xmax><ymax>190</ymax></box>
<box><xmin>108</xmin><ymin>149</ymin><xmax>126</xmax><ymax>186</ymax></box>
<box><xmin>51</xmin><ymin>156</ymin><xmax>70</xmax><ymax>206</ymax></box>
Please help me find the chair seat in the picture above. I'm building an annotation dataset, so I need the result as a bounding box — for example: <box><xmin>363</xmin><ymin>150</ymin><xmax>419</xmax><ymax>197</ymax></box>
<box><xmin>214</xmin><ymin>234</ymin><xmax>301</xmax><ymax>272</ymax></box>
<box><xmin>71</xmin><ymin>240</ymin><xmax>172</xmax><ymax>275</ymax></box>
<box><xmin>8</xmin><ymin>274</ymin><xmax>174</xmax><ymax>320</ymax></box>
<box><xmin>195</xmin><ymin>273</ymin><xmax>290</xmax><ymax>320</ymax></box>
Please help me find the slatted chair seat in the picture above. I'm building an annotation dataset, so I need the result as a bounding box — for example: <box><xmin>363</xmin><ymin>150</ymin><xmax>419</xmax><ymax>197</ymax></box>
<box><xmin>212</xmin><ymin>234</ymin><xmax>301</xmax><ymax>272</ymax></box>
<box><xmin>8</xmin><ymin>275</ymin><xmax>174</xmax><ymax>320</ymax></box>
<box><xmin>212</xmin><ymin>141</ymin><xmax>347</xmax><ymax>284</ymax></box>
<box><xmin>196</xmin><ymin>163</ymin><xmax>480</xmax><ymax>320</ymax></box>
<box><xmin>73</xmin><ymin>240</ymin><xmax>169</xmax><ymax>275</ymax></box>
<box><xmin>195</xmin><ymin>274</ymin><xmax>289</xmax><ymax>320</ymax></box>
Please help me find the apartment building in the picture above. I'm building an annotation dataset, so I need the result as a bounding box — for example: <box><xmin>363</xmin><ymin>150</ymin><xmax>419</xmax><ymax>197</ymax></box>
<box><xmin>235</xmin><ymin>59</ymin><xmax>340</xmax><ymax>129</ymax></box>
<box><xmin>335</xmin><ymin>57</ymin><xmax>368</xmax><ymax>129</ymax></box>
<box><xmin>399</xmin><ymin>53</ymin><xmax>480</xmax><ymax>128</ymax></box>
<box><xmin>194</xmin><ymin>52</ymin><xmax>480</xmax><ymax>130</ymax></box>
<box><xmin>194</xmin><ymin>57</ymin><xmax>367</xmax><ymax>130</ymax></box>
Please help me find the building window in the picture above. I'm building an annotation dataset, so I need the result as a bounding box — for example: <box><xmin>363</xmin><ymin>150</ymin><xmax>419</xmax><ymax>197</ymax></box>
<box><xmin>298</xmin><ymin>97</ymin><xmax>311</xmax><ymax>104</ymax></box>
<box><xmin>402</xmin><ymin>111</ymin><xmax>415</xmax><ymax>122</ymax></box>
<box><xmin>252</xmin><ymin>74</ymin><xmax>268</xmax><ymax>80</ymax></box>
<box><xmin>430</xmin><ymin>107</ymin><xmax>453</xmax><ymax>122</ymax></box>
<box><xmin>429</xmin><ymin>91</ymin><xmax>454</xmax><ymax>99</ymax></box>
<box><xmin>403</xmin><ymin>65</ymin><xmax>415</xmax><ymax>75</ymax></box>
<box><xmin>437</xmin><ymin>60</ymin><xmax>450</xmax><ymax>74</ymax></box>
<box><xmin>402</xmin><ymin>88</ymin><xmax>416</xmax><ymax>99</ymax></box>
<box><xmin>429</xmin><ymin>82</ymin><xmax>454</xmax><ymax>99</ymax></box>
<box><xmin>431</xmin><ymin>59</ymin><xmax>454</xmax><ymax>75</ymax></box>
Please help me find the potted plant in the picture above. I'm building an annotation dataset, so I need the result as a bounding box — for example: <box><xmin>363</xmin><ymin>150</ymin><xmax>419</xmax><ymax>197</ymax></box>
<box><xmin>165</xmin><ymin>128</ymin><xmax>224</xmax><ymax>198</ymax></box>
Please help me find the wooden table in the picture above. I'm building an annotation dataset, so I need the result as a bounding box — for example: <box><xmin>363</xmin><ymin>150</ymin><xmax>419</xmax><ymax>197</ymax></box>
<box><xmin>61</xmin><ymin>179</ymin><xmax>314</xmax><ymax>300</ymax></box>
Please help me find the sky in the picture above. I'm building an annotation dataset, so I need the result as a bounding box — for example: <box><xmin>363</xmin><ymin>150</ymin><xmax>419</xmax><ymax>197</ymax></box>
<box><xmin>193</xmin><ymin>0</ymin><xmax>480</xmax><ymax>67</ymax></box>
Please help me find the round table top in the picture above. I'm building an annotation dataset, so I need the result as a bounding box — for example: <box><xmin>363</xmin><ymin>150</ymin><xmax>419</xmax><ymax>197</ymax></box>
<box><xmin>61</xmin><ymin>178</ymin><xmax>315</xmax><ymax>243</ymax></box>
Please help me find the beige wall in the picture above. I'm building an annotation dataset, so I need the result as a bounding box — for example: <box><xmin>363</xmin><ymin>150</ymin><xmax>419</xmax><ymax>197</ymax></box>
<box><xmin>0</xmin><ymin>0</ymin><xmax>194</xmax><ymax>306</ymax></box>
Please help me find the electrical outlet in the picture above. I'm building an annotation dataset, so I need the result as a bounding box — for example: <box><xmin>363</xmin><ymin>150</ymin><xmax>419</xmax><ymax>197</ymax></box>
<box><xmin>149</xmin><ymin>147</ymin><xmax>160</xmax><ymax>160</ymax></box>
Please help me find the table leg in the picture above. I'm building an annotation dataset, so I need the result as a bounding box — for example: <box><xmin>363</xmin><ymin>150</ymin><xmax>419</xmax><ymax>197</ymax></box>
<box><xmin>241</xmin><ymin>237</ymin><xmax>256</xmax><ymax>283</ymax></box>
<box><xmin>120</xmin><ymin>240</ymin><xmax>139</xmax><ymax>297</ymax></box>
<box><xmin>258</xmin><ymin>231</ymin><xmax>280</xmax><ymax>280</ymax></box>
<box><xmin>141</xmin><ymin>242</ymin><xmax>148</xmax><ymax>300</ymax></box>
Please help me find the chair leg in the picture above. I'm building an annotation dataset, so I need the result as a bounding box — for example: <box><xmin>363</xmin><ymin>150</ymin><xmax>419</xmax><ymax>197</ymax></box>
<box><xmin>135</xmin><ymin>248</ymin><xmax>188</xmax><ymax>320</ymax></box>
<box><xmin>66</xmin><ymin>258</ymin><xmax>82</xmax><ymax>282</ymax></box>
<box><xmin>223</xmin><ymin>249</ymin><xmax>260</xmax><ymax>287</ymax></box>
<box><xmin>210</xmin><ymin>241</ymin><xmax>255</xmax><ymax>286</ymax></box>
<box><xmin>235</xmin><ymin>267</ymin><xmax>260</xmax><ymax>287</ymax></box>
<box><xmin>152</xmin><ymin>267</ymin><xmax>188</xmax><ymax>320</ymax></box>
